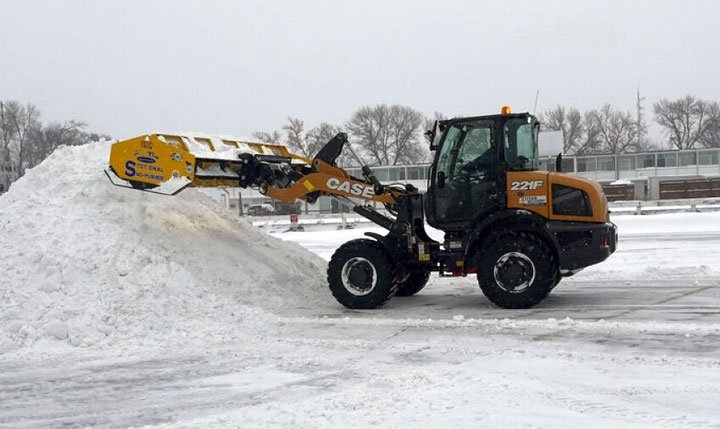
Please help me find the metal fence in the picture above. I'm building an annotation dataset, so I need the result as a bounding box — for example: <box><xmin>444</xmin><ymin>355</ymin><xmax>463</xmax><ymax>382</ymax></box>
<box><xmin>601</xmin><ymin>184</ymin><xmax>635</xmax><ymax>202</ymax></box>
<box><xmin>659</xmin><ymin>177</ymin><xmax>720</xmax><ymax>200</ymax></box>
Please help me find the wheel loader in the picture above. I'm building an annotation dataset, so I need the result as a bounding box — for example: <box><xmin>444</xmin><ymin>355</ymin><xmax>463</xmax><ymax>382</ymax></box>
<box><xmin>105</xmin><ymin>108</ymin><xmax>617</xmax><ymax>309</ymax></box>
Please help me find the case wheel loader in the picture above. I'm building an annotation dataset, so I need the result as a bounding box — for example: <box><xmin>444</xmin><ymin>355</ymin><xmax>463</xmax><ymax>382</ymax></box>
<box><xmin>105</xmin><ymin>108</ymin><xmax>617</xmax><ymax>309</ymax></box>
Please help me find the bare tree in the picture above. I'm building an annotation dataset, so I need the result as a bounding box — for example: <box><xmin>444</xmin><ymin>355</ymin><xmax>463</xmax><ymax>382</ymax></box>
<box><xmin>573</xmin><ymin>111</ymin><xmax>603</xmax><ymax>155</ymax></box>
<box><xmin>346</xmin><ymin>104</ymin><xmax>426</xmax><ymax>165</ymax></box>
<box><xmin>0</xmin><ymin>99</ymin><xmax>107</xmax><ymax>191</ymax></box>
<box><xmin>281</xmin><ymin>117</ymin><xmax>307</xmax><ymax>156</ymax></box>
<box><xmin>541</xmin><ymin>106</ymin><xmax>584</xmax><ymax>153</ymax></box>
<box><xmin>347</xmin><ymin>104</ymin><xmax>389</xmax><ymax>165</ymax></box>
<box><xmin>0</xmin><ymin>101</ymin><xmax>15</xmax><ymax>191</ymax></box>
<box><xmin>590</xmin><ymin>104</ymin><xmax>639</xmax><ymax>154</ymax></box>
<box><xmin>654</xmin><ymin>96</ymin><xmax>712</xmax><ymax>149</ymax></box>
<box><xmin>27</xmin><ymin>120</ymin><xmax>88</xmax><ymax>169</ymax></box>
<box><xmin>306</xmin><ymin>122</ymin><xmax>342</xmax><ymax>156</ymax></box>
<box><xmin>252</xmin><ymin>130</ymin><xmax>282</xmax><ymax>144</ymax></box>
<box><xmin>0</xmin><ymin>101</ymin><xmax>41</xmax><ymax>176</ymax></box>
<box><xmin>87</xmin><ymin>132</ymin><xmax>112</xmax><ymax>142</ymax></box>
<box><xmin>280</xmin><ymin>117</ymin><xmax>344</xmax><ymax>160</ymax></box>
<box><xmin>699</xmin><ymin>101</ymin><xmax>720</xmax><ymax>148</ymax></box>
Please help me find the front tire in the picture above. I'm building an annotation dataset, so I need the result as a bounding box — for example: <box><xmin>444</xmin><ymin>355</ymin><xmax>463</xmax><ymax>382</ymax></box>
<box><xmin>327</xmin><ymin>239</ymin><xmax>398</xmax><ymax>309</ymax></box>
<box><xmin>476</xmin><ymin>232</ymin><xmax>558</xmax><ymax>309</ymax></box>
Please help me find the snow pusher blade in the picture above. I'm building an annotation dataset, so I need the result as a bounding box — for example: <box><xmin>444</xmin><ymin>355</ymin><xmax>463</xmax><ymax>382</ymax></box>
<box><xmin>105</xmin><ymin>133</ymin><xmax>309</xmax><ymax>195</ymax></box>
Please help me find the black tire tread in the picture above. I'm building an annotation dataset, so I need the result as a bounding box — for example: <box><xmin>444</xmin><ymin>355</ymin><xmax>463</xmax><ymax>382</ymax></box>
<box><xmin>477</xmin><ymin>231</ymin><xmax>558</xmax><ymax>309</ymax></box>
<box><xmin>327</xmin><ymin>239</ymin><xmax>398</xmax><ymax>309</ymax></box>
<box><xmin>395</xmin><ymin>270</ymin><xmax>431</xmax><ymax>297</ymax></box>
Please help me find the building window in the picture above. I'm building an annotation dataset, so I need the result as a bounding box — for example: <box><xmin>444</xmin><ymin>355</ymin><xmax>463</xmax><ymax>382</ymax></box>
<box><xmin>699</xmin><ymin>151</ymin><xmax>719</xmax><ymax>165</ymax></box>
<box><xmin>618</xmin><ymin>155</ymin><xmax>635</xmax><ymax>171</ymax></box>
<box><xmin>679</xmin><ymin>152</ymin><xmax>697</xmax><ymax>166</ymax></box>
<box><xmin>639</xmin><ymin>154</ymin><xmax>655</xmax><ymax>168</ymax></box>
<box><xmin>576</xmin><ymin>157</ymin><xmax>596</xmax><ymax>172</ymax></box>
<box><xmin>657</xmin><ymin>153</ymin><xmax>677</xmax><ymax>167</ymax></box>
<box><xmin>388</xmin><ymin>167</ymin><xmax>406</xmax><ymax>181</ymax></box>
<box><xmin>407</xmin><ymin>166</ymin><xmax>425</xmax><ymax>180</ymax></box>
<box><xmin>561</xmin><ymin>158</ymin><xmax>575</xmax><ymax>172</ymax></box>
<box><xmin>598</xmin><ymin>157</ymin><xmax>615</xmax><ymax>171</ymax></box>
<box><xmin>374</xmin><ymin>167</ymin><xmax>389</xmax><ymax>181</ymax></box>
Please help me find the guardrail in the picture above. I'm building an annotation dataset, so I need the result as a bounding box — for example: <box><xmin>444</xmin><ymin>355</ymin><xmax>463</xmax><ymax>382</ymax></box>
<box><xmin>610</xmin><ymin>202</ymin><xmax>720</xmax><ymax>215</ymax></box>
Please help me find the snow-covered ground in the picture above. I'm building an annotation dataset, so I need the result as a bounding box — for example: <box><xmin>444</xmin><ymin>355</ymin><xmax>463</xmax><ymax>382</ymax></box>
<box><xmin>1</xmin><ymin>143</ymin><xmax>720</xmax><ymax>428</ymax></box>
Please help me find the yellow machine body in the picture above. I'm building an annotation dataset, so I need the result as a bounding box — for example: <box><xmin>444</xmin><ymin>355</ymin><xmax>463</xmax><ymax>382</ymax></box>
<box><xmin>506</xmin><ymin>171</ymin><xmax>609</xmax><ymax>223</ymax></box>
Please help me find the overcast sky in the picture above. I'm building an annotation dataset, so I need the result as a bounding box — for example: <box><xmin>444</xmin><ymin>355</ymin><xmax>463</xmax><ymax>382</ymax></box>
<box><xmin>1</xmin><ymin>0</ymin><xmax>718</xmax><ymax>140</ymax></box>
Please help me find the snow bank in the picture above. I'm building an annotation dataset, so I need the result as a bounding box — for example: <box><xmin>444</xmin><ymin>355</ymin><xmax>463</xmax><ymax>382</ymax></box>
<box><xmin>0</xmin><ymin>142</ymin><xmax>328</xmax><ymax>354</ymax></box>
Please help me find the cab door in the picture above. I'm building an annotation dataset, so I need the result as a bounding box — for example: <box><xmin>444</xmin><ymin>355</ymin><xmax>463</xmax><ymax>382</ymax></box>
<box><xmin>427</xmin><ymin>119</ymin><xmax>502</xmax><ymax>229</ymax></box>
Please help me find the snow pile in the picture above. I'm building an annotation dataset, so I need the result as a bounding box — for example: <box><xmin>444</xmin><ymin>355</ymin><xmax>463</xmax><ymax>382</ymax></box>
<box><xmin>0</xmin><ymin>142</ymin><xmax>329</xmax><ymax>353</ymax></box>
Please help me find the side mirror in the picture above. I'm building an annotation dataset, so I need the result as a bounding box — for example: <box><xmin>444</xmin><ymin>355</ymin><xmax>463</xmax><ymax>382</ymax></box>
<box><xmin>437</xmin><ymin>171</ymin><xmax>446</xmax><ymax>189</ymax></box>
<box><xmin>555</xmin><ymin>153</ymin><xmax>563</xmax><ymax>173</ymax></box>
<box><xmin>426</xmin><ymin>120</ymin><xmax>442</xmax><ymax>151</ymax></box>
<box><xmin>423</xmin><ymin>127</ymin><xmax>435</xmax><ymax>144</ymax></box>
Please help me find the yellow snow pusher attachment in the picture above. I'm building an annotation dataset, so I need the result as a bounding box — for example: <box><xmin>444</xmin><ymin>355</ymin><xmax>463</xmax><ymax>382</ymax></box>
<box><xmin>105</xmin><ymin>133</ymin><xmax>311</xmax><ymax>196</ymax></box>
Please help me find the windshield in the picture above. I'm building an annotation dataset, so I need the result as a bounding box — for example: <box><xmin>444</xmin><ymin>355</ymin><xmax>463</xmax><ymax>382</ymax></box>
<box><xmin>504</xmin><ymin>118</ymin><xmax>539</xmax><ymax>171</ymax></box>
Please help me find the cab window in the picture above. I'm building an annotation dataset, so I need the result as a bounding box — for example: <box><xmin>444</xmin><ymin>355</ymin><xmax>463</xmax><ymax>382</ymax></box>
<box><xmin>504</xmin><ymin>118</ymin><xmax>539</xmax><ymax>171</ymax></box>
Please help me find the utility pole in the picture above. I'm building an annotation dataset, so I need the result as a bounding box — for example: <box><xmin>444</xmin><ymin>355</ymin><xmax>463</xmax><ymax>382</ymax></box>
<box><xmin>0</xmin><ymin>101</ymin><xmax>5</xmax><ymax>145</ymax></box>
<box><xmin>0</xmin><ymin>101</ymin><xmax>7</xmax><ymax>193</ymax></box>
<box><xmin>636</xmin><ymin>85</ymin><xmax>647</xmax><ymax>149</ymax></box>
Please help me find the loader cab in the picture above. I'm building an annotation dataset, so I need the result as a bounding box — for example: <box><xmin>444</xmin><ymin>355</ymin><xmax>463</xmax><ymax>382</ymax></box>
<box><xmin>426</xmin><ymin>111</ymin><xmax>540</xmax><ymax>230</ymax></box>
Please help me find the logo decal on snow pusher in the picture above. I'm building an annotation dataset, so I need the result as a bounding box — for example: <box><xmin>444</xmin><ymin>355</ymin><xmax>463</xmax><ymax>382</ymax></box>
<box><xmin>124</xmin><ymin>155</ymin><xmax>165</xmax><ymax>181</ymax></box>
<box><xmin>325</xmin><ymin>178</ymin><xmax>375</xmax><ymax>198</ymax></box>
<box><xmin>134</xmin><ymin>150</ymin><xmax>159</xmax><ymax>164</ymax></box>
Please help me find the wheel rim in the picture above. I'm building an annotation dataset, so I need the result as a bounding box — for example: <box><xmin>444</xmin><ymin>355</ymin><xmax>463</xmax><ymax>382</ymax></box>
<box><xmin>341</xmin><ymin>257</ymin><xmax>377</xmax><ymax>296</ymax></box>
<box><xmin>493</xmin><ymin>252</ymin><xmax>536</xmax><ymax>294</ymax></box>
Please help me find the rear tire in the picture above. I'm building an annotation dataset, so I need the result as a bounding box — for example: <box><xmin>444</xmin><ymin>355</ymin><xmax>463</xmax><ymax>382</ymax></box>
<box><xmin>395</xmin><ymin>270</ymin><xmax>431</xmax><ymax>297</ymax></box>
<box><xmin>550</xmin><ymin>271</ymin><xmax>561</xmax><ymax>291</ymax></box>
<box><xmin>327</xmin><ymin>239</ymin><xmax>398</xmax><ymax>309</ymax></box>
<box><xmin>476</xmin><ymin>232</ymin><xmax>558</xmax><ymax>309</ymax></box>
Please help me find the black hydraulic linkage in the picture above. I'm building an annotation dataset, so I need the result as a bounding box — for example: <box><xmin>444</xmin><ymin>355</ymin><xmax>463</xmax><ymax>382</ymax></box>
<box><xmin>353</xmin><ymin>205</ymin><xmax>394</xmax><ymax>230</ymax></box>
